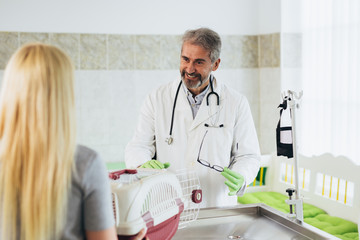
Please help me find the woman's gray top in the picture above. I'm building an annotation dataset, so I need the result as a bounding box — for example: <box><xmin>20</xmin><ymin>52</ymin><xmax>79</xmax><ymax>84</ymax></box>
<box><xmin>62</xmin><ymin>145</ymin><xmax>115</xmax><ymax>239</ymax></box>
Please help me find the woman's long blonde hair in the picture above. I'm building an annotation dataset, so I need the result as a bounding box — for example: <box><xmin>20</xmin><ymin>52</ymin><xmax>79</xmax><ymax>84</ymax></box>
<box><xmin>0</xmin><ymin>43</ymin><xmax>76</xmax><ymax>240</ymax></box>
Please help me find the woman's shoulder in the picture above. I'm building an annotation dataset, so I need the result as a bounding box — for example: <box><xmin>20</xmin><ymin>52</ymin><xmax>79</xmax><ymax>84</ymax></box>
<box><xmin>75</xmin><ymin>145</ymin><xmax>99</xmax><ymax>162</ymax></box>
<box><xmin>73</xmin><ymin>145</ymin><xmax>104</xmax><ymax>179</ymax></box>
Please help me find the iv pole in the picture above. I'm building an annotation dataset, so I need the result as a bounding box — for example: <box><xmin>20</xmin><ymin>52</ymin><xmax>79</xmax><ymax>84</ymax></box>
<box><xmin>285</xmin><ymin>90</ymin><xmax>304</xmax><ymax>223</ymax></box>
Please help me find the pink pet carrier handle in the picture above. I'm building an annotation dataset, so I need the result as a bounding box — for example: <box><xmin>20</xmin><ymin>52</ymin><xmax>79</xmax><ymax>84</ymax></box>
<box><xmin>142</xmin><ymin>198</ymin><xmax>184</xmax><ymax>240</ymax></box>
<box><xmin>108</xmin><ymin>169</ymin><xmax>138</xmax><ymax>180</ymax></box>
<box><xmin>191</xmin><ymin>189</ymin><xmax>202</xmax><ymax>203</ymax></box>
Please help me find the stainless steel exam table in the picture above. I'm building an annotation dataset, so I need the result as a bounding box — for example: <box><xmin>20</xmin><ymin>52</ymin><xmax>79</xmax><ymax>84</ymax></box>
<box><xmin>173</xmin><ymin>204</ymin><xmax>339</xmax><ymax>240</ymax></box>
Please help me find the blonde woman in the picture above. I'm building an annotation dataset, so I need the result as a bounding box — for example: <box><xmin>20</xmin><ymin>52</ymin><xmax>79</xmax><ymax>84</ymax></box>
<box><xmin>0</xmin><ymin>43</ymin><xmax>147</xmax><ymax>240</ymax></box>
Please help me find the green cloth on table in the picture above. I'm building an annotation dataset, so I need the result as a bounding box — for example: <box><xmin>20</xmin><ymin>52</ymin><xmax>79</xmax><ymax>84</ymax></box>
<box><xmin>106</xmin><ymin>162</ymin><xmax>126</xmax><ymax>171</ymax></box>
<box><xmin>238</xmin><ymin>192</ymin><xmax>358</xmax><ymax>240</ymax></box>
<box><xmin>305</xmin><ymin>214</ymin><xmax>358</xmax><ymax>236</ymax></box>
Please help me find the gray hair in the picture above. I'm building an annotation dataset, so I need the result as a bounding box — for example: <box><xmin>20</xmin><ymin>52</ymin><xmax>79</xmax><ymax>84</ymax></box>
<box><xmin>182</xmin><ymin>28</ymin><xmax>221</xmax><ymax>63</ymax></box>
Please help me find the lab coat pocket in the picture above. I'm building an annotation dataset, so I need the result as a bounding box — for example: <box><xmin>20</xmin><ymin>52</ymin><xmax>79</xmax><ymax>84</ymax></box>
<box><xmin>204</xmin><ymin>127</ymin><xmax>233</xmax><ymax>167</ymax></box>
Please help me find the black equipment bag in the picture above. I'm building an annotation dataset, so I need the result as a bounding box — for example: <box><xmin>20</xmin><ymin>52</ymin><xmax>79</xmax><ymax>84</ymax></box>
<box><xmin>276</xmin><ymin>99</ymin><xmax>293</xmax><ymax>158</ymax></box>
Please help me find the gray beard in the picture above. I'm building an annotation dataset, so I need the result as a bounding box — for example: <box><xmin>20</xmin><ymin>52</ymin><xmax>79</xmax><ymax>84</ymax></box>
<box><xmin>181</xmin><ymin>71</ymin><xmax>211</xmax><ymax>90</ymax></box>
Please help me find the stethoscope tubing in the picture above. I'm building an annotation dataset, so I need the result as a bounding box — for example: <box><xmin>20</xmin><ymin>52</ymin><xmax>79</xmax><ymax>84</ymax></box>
<box><xmin>206</xmin><ymin>77</ymin><xmax>219</xmax><ymax>106</ymax></box>
<box><xmin>166</xmin><ymin>76</ymin><xmax>221</xmax><ymax>145</ymax></box>
<box><xmin>169</xmin><ymin>81</ymin><xmax>183</xmax><ymax>137</ymax></box>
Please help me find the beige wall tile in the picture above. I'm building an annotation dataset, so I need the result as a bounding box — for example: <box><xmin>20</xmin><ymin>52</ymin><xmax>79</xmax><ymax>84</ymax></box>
<box><xmin>0</xmin><ymin>32</ymin><xmax>18</xmax><ymax>69</ymax></box>
<box><xmin>283</xmin><ymin>33</ymin><xmax>302</xmax><ymax>68</ymax></box>
<box><xmin>273</xmin><ymin>33</ymin><xmax>280</xmax><ymax>67</ymax></box>
<box><xmin>217</xmin><ymin>35</ymin><xmax>259</xmax><ymax>69</ymax></box>
<box><xmin>259</xmin><ymin>34</ymin><xmax>273</xmax><ymax>67</ymax></box>
<box><xmin>80</xmin><ymin>34</ymin><xmax>106</xmax><ymax>70</ymax></box>
<box><xmin>108</xmin><ymin>35</ymin><xmax>135</xmax><ymax>70</ymax></box>
<box><xmin>19</xmin><ymin>32</ymin><xmax>50</xmax><ymax>45</ymax></box>
<box><xmin>160</xmin><ymin>35</ymin><xmax>181</xmax><ymax>70</ymax></box>
<box><xmin>259</xmin><ymin>34</ymin><xmax>280</xmax><ymax>68</ymax></box>
<box><xmin>50</xmin><ymin>33</ymin><xmax>80</xmax><ymax>69</ymax></box>
<box><xmin>221</xmin><ymin>35</ymin><xmax>242</xmax><ymax>69</ymax></box>
<box><xmin>135</xmin><ymin>35</ymin><xmax>161</xmax><ymax>70</ymax></box>
<box><xmin>1</xmin><ymin>31</ymin><xmax>285</xmax><ymax>72</ymax></box>
<box><xmin>241</xmin><ymin>35</ymin><xmax>259</xmax><ymax>68</ymax></box>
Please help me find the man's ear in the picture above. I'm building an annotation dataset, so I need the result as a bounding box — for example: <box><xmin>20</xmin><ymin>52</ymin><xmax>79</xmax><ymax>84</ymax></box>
<box><xmin>212</xmin><ymin>58</ymin><xmax>221</xmax><ymax>71</ymax></box>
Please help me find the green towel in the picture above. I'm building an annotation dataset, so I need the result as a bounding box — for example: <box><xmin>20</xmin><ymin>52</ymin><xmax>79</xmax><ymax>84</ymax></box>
<box><xmin>238</xmin><ymin>192</ymin><xmax>359</xmax><ymax>240</ymax></box>
<box><xmin>106</xmin><ymin>162</ymin><xmax>126</xmax><ymax>171</ymax></box>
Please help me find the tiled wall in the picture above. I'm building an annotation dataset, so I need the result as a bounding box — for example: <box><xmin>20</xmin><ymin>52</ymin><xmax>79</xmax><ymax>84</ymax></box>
<box><xmin>0</xmin><ymin>32</ymin><xmax>182</xmax><ymax>70</ymax></box>
<box><xmin>0</xmin><ymin>32</ymin><xmax>263</xmax><ymax>70</ymax></box>
<box><xmin>0</xmin><ymin>31</ymin><xmax>301</xmax><ymax>161</ymax></box>
<box><xmin>258</xmin><ymin>33</ymin><xmax>302</xmax><ymax>153</ymax></box>
<box><xmin>258</xmin><ymin>33</ymin><xmax>281</xmax><ymax>153</ymax></box>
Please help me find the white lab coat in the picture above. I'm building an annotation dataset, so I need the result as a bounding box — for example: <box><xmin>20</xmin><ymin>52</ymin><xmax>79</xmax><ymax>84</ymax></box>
<box><xmin>125</xmin><ymin>78</ymin><xmax>260</xmax><ymax>208</ymax></box>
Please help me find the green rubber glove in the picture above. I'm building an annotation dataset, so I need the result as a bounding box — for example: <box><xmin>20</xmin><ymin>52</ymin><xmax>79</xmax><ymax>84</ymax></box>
<box><xmin>221</xmin><ymin>167</ymin><xmax>245</xmax><ymax>196</ymax></box>
<box><xmin>139</xmin><ymin>160</ymin><xmax>170</xmax><ymax>169</ymax></box>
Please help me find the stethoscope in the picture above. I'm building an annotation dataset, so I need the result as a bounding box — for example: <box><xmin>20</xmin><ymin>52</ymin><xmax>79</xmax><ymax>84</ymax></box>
<box><xmin>165</xmin><ymin>75</ymin><xmax>224</xmax><ymax>145</ymax></box>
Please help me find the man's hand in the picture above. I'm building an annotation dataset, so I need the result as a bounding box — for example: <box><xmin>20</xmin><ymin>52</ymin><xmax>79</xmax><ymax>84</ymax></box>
<box><xmin>221</xmin><ymin>167</ymin><xmax>244</xmax><ymax>196</ymax></box>
<box><xmin>139</xmin><ymin>160</ymin><xmax>170</xmax><ymax>169</ymax></box>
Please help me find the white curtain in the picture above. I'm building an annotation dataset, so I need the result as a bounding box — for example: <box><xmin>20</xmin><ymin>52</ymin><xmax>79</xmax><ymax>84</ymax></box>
<box><xmin>300</xmin><ymin>0</ymin><xmax>360</xmax><ymax>163</ymax></box>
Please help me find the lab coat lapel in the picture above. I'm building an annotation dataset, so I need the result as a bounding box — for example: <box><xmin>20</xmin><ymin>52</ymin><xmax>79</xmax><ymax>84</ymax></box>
<box><xmin>189</xmin><ymin>79</ymin><xmax>224</xmax><ymax>131</ymax></box>
<box><xmin>175</xmin><ymin>81</ymin><xmax>193</xmax><ymax>119</ymax></box>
